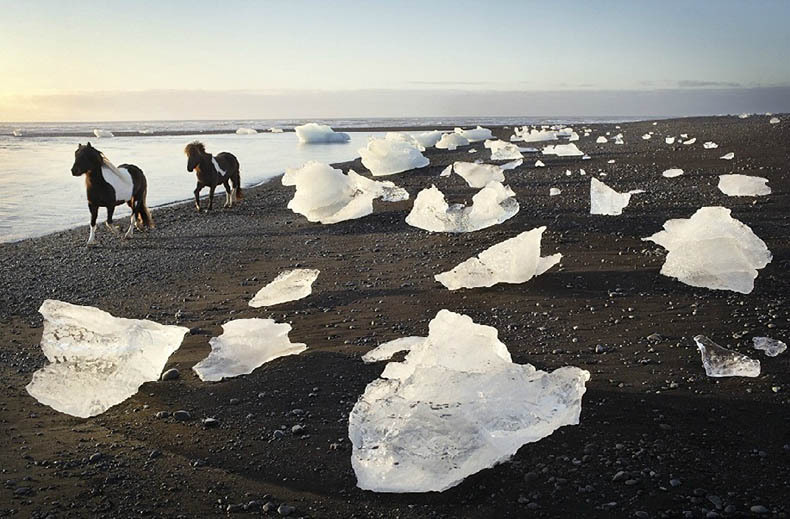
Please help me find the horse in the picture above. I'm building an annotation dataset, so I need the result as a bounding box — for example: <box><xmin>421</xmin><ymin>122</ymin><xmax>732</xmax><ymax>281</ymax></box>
<box><xmin>70</xmin><ymin>142</ymin><xmax>154</xmax><ymax>245</ymax></box>
<box><xmin>184</xmin><ymin>141</ymin><xmax>243</xmax><ymax>211</ymax></box>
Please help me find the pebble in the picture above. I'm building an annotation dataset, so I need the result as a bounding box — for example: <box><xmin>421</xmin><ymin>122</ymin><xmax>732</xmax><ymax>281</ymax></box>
<box><xmin>173</xmin><ymin>410</ymin><xmax>191</xmax><ymax>421</ymax></box>
<box><xmin>612</xmin><ymin>470</ymin><xmax>627</xmax><ymax>482</ymax></box>
<box><xmin>262</xmin><ymin>501</ymin><xmax>276</xmax><ymax>512</ymax></box>
<box><xmin>88</xmin><ymin>452</ymin><xmax>102</xmax><ymax>463</ymax></box>
<box><xmin>202</xmin><ymin>417</ymin><xmax>219</xmax><ymax>428</ymax></box>
<box><xmin>160</xmin><ymin>368</ymin><xmax>180</xmax><ymax>381</ymax></box>
<box><xmin>750</xmin><ymin>505</ymin><xmax>768</xmax><ymax>514</ymax></box>
<box><xmin>669</xmin><ymin>478</ymin><xmax>682</xmax><ymax>487</ymax></box>
<box><xmin>277</xmin><ymin>504</ymin><xmax>295</xmax><ymax>516</ymax></box>
<box><xmin>155</xmin><ymin>411</ymin><xmax>170</xmax><ymax>419</ymax></box>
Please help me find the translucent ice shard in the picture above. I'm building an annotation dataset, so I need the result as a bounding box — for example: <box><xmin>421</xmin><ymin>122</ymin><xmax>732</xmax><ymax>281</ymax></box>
<box><xmin>435</xmin><ymin>227</ymin><xmax>562</xmax><ymax>290</ymax></box>
<box><xmin>550</xmin><ymin>187</ymin><xmax>561</xmax><ymax>196</ymax></box>
<box><xmin>513</xmin><ymin>128</ymin><xmax>558</xmax><ymax>142</ymax></box>
<box><xmin>665</xmin><ymin>137</ymin><xmax>675</xmax><ymax>144</ymax></box>
<box><xmin>405</xmin><ymin>182</ymin><xmax>519</xmax><ymax>233</ymax></box>
<box><xmin>596</xmin><ymin>136</ymin><xmax>608</xmax><ymax>143</ymax></box>
<box><xmin>436</xmin><ymin>132</ymin><xmax>470</xmax><ymax>150</ymax></box>
<box><xmin>535</xmin><ymin>160</ymin><xmax>546</xmax><ymax>167</ymax></box>
<box><xmin>717</xmin><ymin>174</ymin><xmax>771</xmax><ymax>196</ymax></box>
<box><xmin>542</xmin><ymin>143</ymin><xmax>584</xmax><ymax>157</ymax></box>
<box><xmin>484</xmin><ymin>140</ymin><xmax>524</xmax><ymax>160</ymax></box>
<box><xmin>439</xmin><ymin>165</ymin><xmax>453</xmax><ymax>177</ymax></box>
<box><xmin>269</xmin><ymin>127</ymin><xmax>284</xmax><ymax>133</ymax></box>
<box><xmin>249</xmin><ymin>269</ymin><xmax>320</xmax><ymax>307</ymax></box>
<box><xmin>694</xmin><ymin>335</ymin><xmax>760</xmax><ymax>377</ymax></box>
<box><xmin>642</xmin><ymin>133</ymin><xmax>652</xmax><ymax>140</ymax></box>
<box><xmin>769</xmin><ymin>117</ymin><xmax>780</xmax><ymax>124</ymax></box>
<box><xmin>703</xmin><ymin>141</ymin><xmax>718</xmax><ymax>149</ymax></box>
<box><xmin>26</xmin><ymin>300</ymin><xmax>188</xmax><ymax>418</ymax></box>
<box><xmin>349</xmin><ymin>309</ymin><xmax>590</xmax><ymax>493</ymax></box>
<box><xmin>643</xmin><ymin>207</ymin><xmax>772</xmax><ymax>294</ymax></box>
<box><xmin>282</xmin><ymin>161</ymin><xmax>408</xmax><ymax>223</ymax></box>
<box><xmin>362</xmin><ymin>337</ymin><xmax>425</xmax><ymax>363</ymax></box>
<box><xmin>236</xmin><ymin>127</ymin><xmax>258</xmax><ymax>135</ymax></box>
<box><xmin>662</xmin><ymin>168</ymin><xmax>684</xmax><ymax>178</ymax></box>
<box><xmin>93</xmin><ymin>129</ymin><xmax>114</xmax><ymax>138</ymax></box>
<box><xmin>415</xmin><ymin>130</ymin><xmax>443</xmax><ymax>148</ymax></box>
<box><xmin>455</xmin><ymin>126</ymin><xmax>493</xmax><ymax>142</ymax></box>
<box><xmin>359</xmin><ymin>134</ymin><xmax>429</xmax><ymax>176</ymax></box>
<box><xmin>720</xmin><ymin>152</ymin><xmax>735</xmax><ymax>160</ymax></box>
<box><xmin>590</xmin><ymin>178</ymin><xmax>644</xmax><ymax>216</ymax></box>
<box><xmin>453</xmin><ymin>162</ymin><xmax>505</xmax><ymax>188</ymax></box>
<box><xmin>12</xmin><ymin>129</ymin><xmax>23</xmax><ymax>137</ymax></box>
<box><xmin>752</xmin><ymin>337</ymin><xmax>787</xmax><ymax>357</ymax></box>
<box><xmin>294</xmin><ymin>123</ymin><xmax>350</xmax><ymax>144</ymax></box>
<box><xmin>683</xmin><ymin>138</ymin><xmax>697</xmax><ymax>145</ymax></box>
<box><xmin>501</xmin><ymin>158</ymin><xmax>523</xmax><ymax>170</ymax></box>
<box><xmin>192</xmin><ymin>319</ymin><xmax>306</xmax><ymax>382</ymax></box>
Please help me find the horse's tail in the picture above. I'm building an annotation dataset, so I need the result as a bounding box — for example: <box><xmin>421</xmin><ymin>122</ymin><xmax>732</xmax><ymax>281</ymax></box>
<box><xmin>138</xmin><ymin>180</ymin><xmax>155</xmax><ymax>229</ymax></box>
<box><xmin>232</xmin><ymin>155</ymin><xmax>243</xmax><ymax>199</ymax></box>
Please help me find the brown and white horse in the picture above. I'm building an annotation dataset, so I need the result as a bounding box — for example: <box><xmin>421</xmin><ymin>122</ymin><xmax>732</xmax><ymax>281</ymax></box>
<box><xmin>70</xmin><ymin>142</ymin><xmax>154</xmax><ymax>245</ymax></box>
<box><xmin>184</xmin><ymin>141</ymin><xmax>243</xmax><ymax>211</ymax></box>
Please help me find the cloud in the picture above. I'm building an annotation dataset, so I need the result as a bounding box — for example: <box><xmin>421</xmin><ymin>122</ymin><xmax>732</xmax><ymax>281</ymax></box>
<box><xmin>640</xmin><ymin>79</ymin><xmax>743</xmax><ymax>88</ymax></box>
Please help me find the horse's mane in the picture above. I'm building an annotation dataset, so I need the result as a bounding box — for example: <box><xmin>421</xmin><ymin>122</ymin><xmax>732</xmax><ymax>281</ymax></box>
<box><xmin>184</xmin><ymin>141</ymin><xmax>206</xmax><ymax>156</ymax></box>
<box><xmin>100</xmin><ymin>153</ymin><xmax>123</xmax><ymax>177</ymax></box>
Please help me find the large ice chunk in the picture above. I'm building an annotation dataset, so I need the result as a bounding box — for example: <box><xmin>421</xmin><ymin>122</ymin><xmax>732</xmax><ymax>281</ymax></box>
<box><xmin>348</xmin><ymin>309</ymin><xmax>590</xmax><ymax>493</ymax></box>
<box><xmin>415</xmin><ymin>130</ymin><xmax>443</xmax><ymax>148</ymax></box>
<box><xmin>542</xmin><ymin>143</ymin><xmax>584</xmax><ymax>157</ymax></box>
<box><xmin>694</xmin><ymin>335</ymin><xmax>760</xmax><ymax>377</ymax></box>
<box><xmin>236</xmin><ymin>127</ymin><xmax>258</xmax><ymax>135</ymax></box>
<box><xmin>282</xmin><ymin>161</ymin><xmax>408</xmax><ymax>223</ymax></box>
<box><xmin>362</xmin><ymin>337</ymin><xmax>425</xmax><ymax>363</ymax></box>
<box><xmin>484</xmin><ymin>140</ymin><xmax>524</xmax><ymax>160</ymax></box>
<box><xmin>752</xmin><ymin>337</ymin><xmax>787</xmax><ymax>357</ymax></box>
<box><xmin>192</xmin><ymin>319</ymin><xmax>306</xmax><ymax>381</ymax></box>
<box><xmin>26</xmin><ymin>300</ymin><xmax>188</xmax><ymax>418</ymax></box>
<box><xmin>512</xmin><ymin>128</ymin><xmax>558</xmax><ymax>142</ymax></box>
<box><xmin>718</xmin><ymin>175</ymin><xmax>770</xmax><ymax>196</ymax></box>
<box><xmin>436</xmin><ymin>132</ymin><xmax>470</xmax><ymax>150</ymax></box>
<box><xmin>93</xmin><ymin>129</ymin><xmax>114</xmax><ymax>138</ymax></box>
<box><xmin>249</xmin><ymin>269</ymin><xmax>320</xmax><ymax>307</ymax></box>
<box><xmin>455</xmin><ymin>126</ymin><xmax>493</xmax><ymax>143</ymax></box>
<box><xmin>590</xmin><ymin>178</ymin><xmax>644</xmax><ymax>215</ymax></box>
<box><xmin>405</xmin><ymin>182</ymin><xmax>519</xmax><ymax>233</ymax></box>
<box><xmin>435</xmin><ymin>227</ymin><xmax>561</xmax><ymax>290</ymax></box>
<box><xmin>359</xmin><ymin>134</ymin><xmax>429</xmax><ymax>176</ymax></box>
<box><xmin>294</xmin><ymin>123</ymin><xmax>350</xmax><ymax>144</ymax></box>
<box><xmin>643</xmin><ymin>207</ymin><xmax>771</xmax><ymax>294</ymax></box>
<box><xmin>452</xmin><ymin>162</ymin><xmax>505</xmax><ymax>188</ymax></box>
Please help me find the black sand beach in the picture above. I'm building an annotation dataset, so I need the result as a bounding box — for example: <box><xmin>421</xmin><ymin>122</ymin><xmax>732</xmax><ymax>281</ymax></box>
<box><xmin>1</xmin><ymin>115</ymin><xmax>789</xmax><ymax>518</ymax></box>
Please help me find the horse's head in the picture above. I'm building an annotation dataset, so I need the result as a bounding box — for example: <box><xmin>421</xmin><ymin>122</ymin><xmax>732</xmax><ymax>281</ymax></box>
<box><xmin>184</xmin><ymin>141</ymin><xmax>206</xmax><ymax>172</ymax></box>
<box><xmin>71</xmin><ymin>142</ymin><xmax>102</xmax><ymax>176</ymax></box>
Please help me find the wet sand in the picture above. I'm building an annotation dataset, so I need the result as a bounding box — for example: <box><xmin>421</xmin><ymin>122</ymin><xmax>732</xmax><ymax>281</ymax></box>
<box><xmin>1</xmin><ymin>115</ymin><xmax>788</xmax><ymax>518</ymax></box>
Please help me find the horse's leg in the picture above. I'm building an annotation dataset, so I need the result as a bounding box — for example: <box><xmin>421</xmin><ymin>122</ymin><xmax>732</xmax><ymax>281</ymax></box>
<box><xmin>105</xmin><ymin>204</ymin><xmax>120</xmax><ymax>234</ymax></box>
<box><xmin>223</xmin><ymin>180</ymin><xmax>232</xmax><ymax>208</ymax></box>
<box><xmin>194</xmin><ymin>183</ymin><xmax>203</xmax><ymax>211</ymax></box>
<box><xmin>124</xmin><ymin>199</ymin><xmax>135</xmax><ymax>239</ymax></box>
<box><xmin>87</xmin><ymin>204</ymin><xmax>99</xmax><ymax>245</ymax></box>
<box><xmin>207</xmin><ymin>184</ymin><xmax>216</xmax><ymax>211</ymax></box>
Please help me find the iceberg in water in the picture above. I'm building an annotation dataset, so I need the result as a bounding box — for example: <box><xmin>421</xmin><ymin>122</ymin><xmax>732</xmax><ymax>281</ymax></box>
<box><xmin>93</xmin><ymin>129</ymin><xmax>114</xmax><ymax>138</ymax></box>
<box><xmin>236</xmin><ymin>127</ymin><xmax>258</xmax><ymax>135</ymax></box>
<box><xmin>542</xmin><ymin>143</ymin><xmax>584</xmax><ymax>157</ymax></box>
<box><xmin>249</xmin><ymin>269</ymin><xmax>320</xmax><ymax>307</ymax></box>
<box><xmin>484</xmin><ymin>140</ymin><xmax>524</xmax><ymax>160</ymax></box>
<box><xmin>192</xmin><ymin>319</ymin><xmax>306</xmax><ymax>382</ymax></box>
<box><xmin>718</xmin><ymin>174</ymin><xmax>771</xmax><ymax>196</ymax></box>
<box><xmin>415</xmin><ymin>130</ymin><xmax>443</xmax><ymax>148</ymax></box>
<box><xmin>720</xmin><ymin>152</ymin><xmax>734</xmax><ymax>160</ymax></box>
<box><xmin>406</xmin><ymin>182</ymin><xmax>519</xmax><ymax>233</ymax></box>
<box><xmin>435</xmin><ymin>227</ymin><xmax>562</xmax><ymax>290</ymax></box>
<box><xmin>590</xmin><ymin>178</ymin><xmax>644</xmax><ymax>215</ymax></box>
<box><xmin>452</xmin><ymin>162</ymin><xmax>505</xmax><ymax>188</ymax></box>
<box><xmin>26</xmin><ymin>300</ymin><xmax>188</xmax><ymax>418</ymax></box>
<box><xmin>359</xmin><ymin>134</ymin><xmax>429</xmax><ymax>176</ymax></box>
<box><xmin>436</xmin><ymin>132</ymin><xmax>470</xmax><ymax>150</ymax></box>
<box><xmin>455</xmin><ymin>126</ymin><xmax>493</xmax><ymax>143</ymax></box>
<box><xmin>703</xmin><ymin>141</ymin><xmax>718</xmax><ymax>149</ymax></box>
<box><xmin>348</xmin><ymin>309</ymin><xmax>590</xmax><ymax>493</ymax></box>
<box><xmin>295</xmin><ymin>123</ymin><xmax>350</xmax><ymax>144</ymax></box>
<box><xmin>643</xmin><ymin>207</ymin><xmax>771</xmax><ymax>294</ymax></box>
<box><xmin>662</xmin><ymin>168</ymin><xmax>684</xmax><ymax>178</ymax></box>
<box><xmin>694</xmin><ymin>335</ymin><xmax>760</xmax><ymax>378</ymax></box>
<box><xmin>752</xmin><ymin>337</ymin><xmax>787</xmax><ymax>357</ymax></box>
<box><xmin>282</xmin><ymin>161</ymin><xmax>408</xmax><ymax>223</ymax></box>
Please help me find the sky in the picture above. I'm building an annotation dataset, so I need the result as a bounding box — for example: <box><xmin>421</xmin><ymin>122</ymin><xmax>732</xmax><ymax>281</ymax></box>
<box><xmin>1</xmin><ymin>0</ymin><xmax>789</xmax><ymax>121</ymax></box>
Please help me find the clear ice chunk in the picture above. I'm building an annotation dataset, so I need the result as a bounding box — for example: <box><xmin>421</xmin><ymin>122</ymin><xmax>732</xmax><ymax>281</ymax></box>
<box><xmin>590</xmin><ymin>178</ymin><xmax>644</xmax><ymax>215</ymax></box>
<box><xmin>703</xmin><ymin>141</ymin><xmax>718</xmax><ymax>149</ymax></box>
<box><xmin>415</xmin><ymin>130</ymin><xmax>443</xmax><ymax>148</ymax></box>
<box><xmin>501</xmin><ymin>158</ymin><xmax>523</xmax><ymax>170</ymax></box>
<box><xmin>249</xmin><ymin>269</ymin><xmax>320</xmax><ymax>307</ymax></box>
<box><xmin>362</xmin><ymin>337</ymin><xmax>425</xmax><ymax>363</ymax></box>
<box><xmin>718</xmin><ymin>175</ymin><xmax>770</xmax><ymax>196</ymax></box>
<box><xmin>235</xmin><ymin>127</ymin><xmax>258</xmax><ymax>135</ymax></box>
<box><xmin>454</xmin><ymin>126</ymin><xmax>493</xmax><ymax>143</ymax></box>
<box><xmin>720</xmin><ymin>152</ymin><xmax>735</xmax><ymax>160</ymax></box>
<box><xmin>542</xmin><ymin>143</ymin><xmax>584</xmax><ymax>157</ymax></box>
<box><xmin>694</xmin><ymin>335</ymin><xmax>760</xmax><ymax>377</ymax></box>
<box><xmin>549</xmin><ymin>187</ymin><xmax>561</xmax><ymax>196</ymax></box>
<box><xmin>294</xmin><ymin>123</ymin><xmax>350</xmax><ymax>144</ymax></box>
<box><xmin>665</xmin><ymin>137</ymin><xmax>675</xmax><ymax>144</ymax></box>
<box><xmin>435</xmin><ymin>132</ymin><xmax>470</xmax><ymax>150</ymax></box>
<box><xmin>349</xmin><ymin>309</ymin><xmax>590</xmax><ymax>493</ymax></box>
<box><xmin>643</xmin><ymin>207</ymin><xmax>771</xmax><ymax>294</ymax></box>
<box><xmin>752</xmin><ymin>337</ymin><xmax>786</xmax><ymax>357</ymax></box>
<box><xmin>662</xmin><ymin>168</ymin><xmax>684</xmax><ymax>178</ymax></box>
<box><xmin>192</xmin><ymin>319</ymin><xmax>306</xmax><ymax>381</ymax></box>
<box><xmin>596</xmin><ymin>136</ymin><xmax>608</xmax><ymax>143</ymax></box>
<box><xmin>484</xmin><ymin>139</ymin><xmax>524</xmax><ymax>160</ymax></box>
<box><xmin>359</xmin><ymin>133</ymin><xmax>429</xmax><ymax>176</ymax></box>
<box><xmin>26</xmin><ymin>300</ymin><xmax>188</xmax><ymax>418</ymax></box>
<box><xmin>434</xmin><ymin>227</ymin><xmax>561</xmax><ymax>290</ymax></box>
<box><xmin>452</xmin><ymin>162</ymin><xmax>505</xmax><ymax>188</ymax></box>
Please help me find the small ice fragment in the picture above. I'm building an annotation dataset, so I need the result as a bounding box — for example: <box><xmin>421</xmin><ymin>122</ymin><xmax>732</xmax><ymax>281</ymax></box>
<box><xmin>468</xmin><ymin>148</ymin><xmax>477</xmax><ymax>153</ymax></box>
<box><xmin>535</xmin><ymin>160</ymin><xmax>545</xmax><ymax>167</ymax></box>
<box><xmin>362</xmin><ymin>337</ymin><xmax>425</xmax><ymax>363</ymax></box>
<box><xmin>720</xmin><ymin>152</ymin><xmax>734</xmax><ymax>160</ymax></box>
<box><xmin>607</xmin><ymin>159</ymin><xmax>615</xmax><ymax>164</ymax></box>
<box><xmin>579</xmin><ymin>168</ymin><xmax>586</xmax><ymax>176</ymax></box>
<box><xmin>192</xmin><ymin>319</ymin><xmax>307</xmax><ymax>382</ymax></box>
<box><xmin>269</xmin><ymin>127</ymin><xmax>284</xmax><ymax>133</ymax></box>
<box><xmin>405</xmin><ymin>182</ymin><xmax>519</xmax><ymax>233</ymax></box>
<box><xmin>550</xmin><ymin>187</ymin><xmax>561</xmax><ymax>196</ymax></box>
<box><xmin>518</xmin><ymin>146</ymin><xmax>539</xmax><ymax>153</ymax></box>
<box><xmin>683</xmin><ymin>138</ymin><xmax>696</xmax><ymax>145</ymax></box>
<box><xmin>662</xmin><ymin>168</ymin><xmax>684</xmax><ymax>178</ymax></box>
<box><xmin>717</xmin><ymin>174</ymin><xmax>770</xmax><ymax>196</ymax></box>
<box><xmin>453</xmin><ymin>162</ymin><xmax>505</xmax><ymax>188</ymax></box>
<box><xmin>26</xmin><ymin>300</ymin><xmax>189</xmax><ymax>418</ymax></box>
<box><xmin>614</xmin><ymin>135</ymin><xmax>624</xmax><ymax>145</ymax></box>
<box><xmin>769</xmin><ymin>117</ymin><xmax>780</xmax><ymax>124</ymax></box>
<box><xmin>436</xmin><ymin>132</ymin><xmax>470</xmax><ymax>151</ymax></box>
<box><xmin>236</xmin><ymin>127</ymin><xmax>257</xmax><ymax>135</ymax></box>
<box><xmin>440</xmin><ymin>165</ymin><xmax>453</xmax><ymax>177</ymax></box>
<box><xmin>703</xmin><ymin>141</ymin><xmax>718</xmax><ymax>149</ymax></box>
<box><xmin>435</xmin><ymin>227</ymin><xmax>561</xmax><ymax>290</ymax></box>
<box><xmin>582</xmin><ymin>154</ymin><xmax>591</xmax><ymax>160</ymax></box>
<box><xmin>680</xmin><ymin>133</ymin><xmax>688</xmax><ymax>138</ymax></box>
<box><xmin>590</xmin><ymin>178</ymin><xmax>643</xmax><ymax>216</ymax></box>
<box><xmin>596</xmin><ymin>136</ymin><xmax>608</xmax><ymax>143</ymax></box>
<box><xmin>12</xmin><ymin>129</ymin><xmax>23</xmax><ymax>137</ymax></box>
<box><xmin>249</xmin><ymin>269</ymin><xmax>320</xmax><ymax>307</ymax></box>
<box><xmin>349</xmin><ymin>309</ymin><xmax>590</xmax><ymax>493</ymax></box>
<box><xmin>484</xmin><ymin>139</ymin><xmax>524</xmax><ymax>160</ymax></box>
<box><xmin>501</xmin><ymin>159</ymin><xmax>523</xmax><ymax>170</ymax></box>
<box><xmin>542</xmin><ymin>143</ymin><xmax>584</xmax><ymax>157</ymax></box>
<box><xmin>415</xmin><ymin>130</ymin><xmax>443</xmax><ymax>148</ymax></box>
<box><xmin>565</xmin><ymin>169</ymin><xmax>572</xmax><ymax>176</ymax></box>
<box><xmin>643</xmin><ymin>207</ymin><xmax>771</xmax><ymax>294</ymax></box>
<box><xmin>93</xmin><ymin>129</ymin><xmax>114</xmax><ymax>138</ymax></box>
<box><xmin>294</xmin><ymin>123</ymin><xmax>350</xmax><ymax>144</ymax></box>
<box><xmin>665</xmin><ymin>137</ymin><xmax>675</xmax><ymax>144</ymax></box>
<box><xmin>359</xmin><ymin>133</ymin><xmax>429</xmax><ymax>176</ymax></box>
<box><xmin>642</xmin><ymin>133</ymin><xmax>651</xmax><ymax>140</ymax></box>
<box><xmin>455</xmin><ymin>126</ymin><xmax>493</xmax><ymax>143</ymax></box>
<box><xmin>752</xmin><ymin>337</ymin><xmax>787</xmax><ymax>357</ymax></box>
<box><xmin>694</xmin><ymin>335</ymin><xmax>760</xmax><ymax>377</ymax></box>
<box><xmin>738</xmin><ymin>113</ymin><xmax>750</xmax><ymax>119</ymax></box>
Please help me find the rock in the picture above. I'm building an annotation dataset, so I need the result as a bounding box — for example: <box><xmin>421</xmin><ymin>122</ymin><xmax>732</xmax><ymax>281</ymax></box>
<box><xmin>647</xmin><ymin>333</ymin><xmax>662</xmax><ymax>342</ymax></box>
<box><xmin>173</xmin><ymin>410</ymin><xmax>191</xmax><ymax>421</ymax></box>
<box><xmin>155</xmin><ymin>411</ymin><xmax>170</xmax><ymax>419</ymax></box>
<box><xmin>273</xmin><ymin>430</ymin><xmax>285</xmax><ymax>439</ymax></box>
<box><xmin>160</xmin><ymin>368</ymin><xmax>180</xmax><ymax>381</ymax></box>
<box><xmin>750</xmin><ymin>505</ymin><xmax>768</xmax><ymax>514</ymax></box>
<box><xmin>277</xmin><ymin>503</ymin><xmax>295</xmax><ymax>516</ymax></box>
<box><xmin>613</xmin><ymin>470</ymin><xmax>627</xmax><ymax>482</ymax></box>
<box><xmin>89</xmin><ymin>452</ymin><xmax>102</xmax><ymax>463</ymax></box>
<box><xmin>149</xmin><ymin>449</ymin><xmax>161</xmax><ymax>459</ymax></box>
<box><xmin>262</xmin><ymin>501</ymin><xmax>277</xmax><ymax>513</ymax></box>
<box><xmin>291</xmin><ymin>424</ymin><xmax>305</xmax><ymax>434</ymax></box>
<box><xmin>635</xmin><ymin>512</ymin><xmax>649</xmax><ymax>519</ymax></box>
<box><xmin>524</xmin><ymin>471</ymin><xmax>539</xmax><ymax>483</ymax></box>
<box><xmin>669</xmin><ymin>478</ymin><xmax>682</xmax><ymax>487</ymax></box>
<box><xmin>13</xmin><ymin>486</ymin><xmax>32</xmax><ymax>496</ymax></box>
<box><xmin>202</xmin><ymin>417</ymin><xmax>219</xmax><ymax>428</ymax></box>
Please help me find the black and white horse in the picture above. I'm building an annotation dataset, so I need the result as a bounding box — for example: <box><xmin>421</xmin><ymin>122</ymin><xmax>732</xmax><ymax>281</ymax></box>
<box><xmin>70</xmin><ymin>142</ymin><xmax>154</xmax><ymax>245</ymax></box>
<box><xmin>184</xmin><ymin>141</ymin><xmax>243</xmax><ymax>211</ymax></box>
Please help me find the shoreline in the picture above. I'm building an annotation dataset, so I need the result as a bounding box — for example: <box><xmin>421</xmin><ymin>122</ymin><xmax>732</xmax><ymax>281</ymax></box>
<box><xmin>1</xmin><ymin>115</ymin><xmax>788</xmax><ymax>518</ymax></box>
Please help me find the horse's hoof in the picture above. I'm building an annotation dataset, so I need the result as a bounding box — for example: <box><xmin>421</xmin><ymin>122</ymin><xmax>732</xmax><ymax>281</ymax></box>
<box><xmin>86</xmin><ymin>239</ymin><xmax>97</xmax><ymax>246</ymax></box>
<box><xmin>105</xmin><ymin>223</ymin><xmax>120</xmax><ymax>234</ymax></box>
